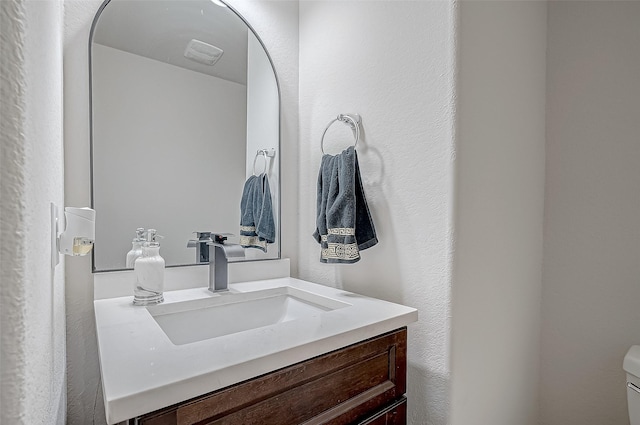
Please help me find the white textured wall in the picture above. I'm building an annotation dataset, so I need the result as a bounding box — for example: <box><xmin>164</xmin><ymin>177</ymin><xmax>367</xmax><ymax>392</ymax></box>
<box><xmin>63</xmin><ymin>0</ymin><xmax>299</xmax><ymax>423</ymax></box>
<box><xmin>450</xmin><ymin>2</ymin><xmax>547</xmax><ymax>424</ymax></box>
<box><xmin>541</xmin><ymin>3</ymin><xmax>640</xmax><ymax>424</ymax></box>
<box><xmin>0</xmin><ymin>0</ymin><xmax>66</xmax><ymax>423</ymax></box>
<box><xmin>298</xmin><ymin>2</ymin><xmax>457</xmax><ymax>424</ymax></box>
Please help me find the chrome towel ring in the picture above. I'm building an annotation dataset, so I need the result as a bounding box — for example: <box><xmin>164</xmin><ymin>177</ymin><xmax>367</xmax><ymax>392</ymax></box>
<box><xmin>320</xmin><ymin>113</ymin><xmax>361</xmax><ymax>154</ymax></box>
<box><xmin>252</xmin><ymin>148</ymin><xmax>276</xmax><ymax>176</ymax></box>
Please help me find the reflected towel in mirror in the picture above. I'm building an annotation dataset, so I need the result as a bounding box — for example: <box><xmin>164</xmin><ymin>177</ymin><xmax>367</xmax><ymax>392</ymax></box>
<box><xmin>240</xmin><ymin>174</ymin><xmax>275</xmax><ymax>252</ymax></box>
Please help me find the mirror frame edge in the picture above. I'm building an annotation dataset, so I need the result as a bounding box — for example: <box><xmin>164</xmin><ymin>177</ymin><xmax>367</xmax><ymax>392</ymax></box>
<box><xmin>88</xmin><ymin>0</ymin><xmax>283</xmax><ymax>273</ymax></box>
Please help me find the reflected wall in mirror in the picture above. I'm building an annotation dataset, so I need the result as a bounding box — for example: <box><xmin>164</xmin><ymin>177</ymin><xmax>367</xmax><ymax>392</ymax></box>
<box><xmin>90</xmin><ymin>0</ymin><xmax>280</xmax><ymax>272</ymax></box>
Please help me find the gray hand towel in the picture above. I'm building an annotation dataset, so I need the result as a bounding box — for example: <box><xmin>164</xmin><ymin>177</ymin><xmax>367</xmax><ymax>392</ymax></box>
<box><xmin>313</xmin><ymin>146</ymin><xmax>377</xmax><ymax>263</ymax></box>
<box><xmin>240</xmin><ymin>174</ymin><xmax>275</xmax><ymax>252</ymax></box>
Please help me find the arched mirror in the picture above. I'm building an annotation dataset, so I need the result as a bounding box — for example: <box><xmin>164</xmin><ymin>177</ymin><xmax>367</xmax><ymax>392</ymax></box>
<box><xmin>90</xmin><ymin>0</ymin><xmax>280</xmax><ymax>272</ymax></box>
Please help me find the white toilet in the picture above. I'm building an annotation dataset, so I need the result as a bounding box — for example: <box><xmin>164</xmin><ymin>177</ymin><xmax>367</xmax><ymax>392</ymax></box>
<box><xmin>624</xmin><ymin>346</ymin><xmax>640</xmax><ymax>424</ymax></box>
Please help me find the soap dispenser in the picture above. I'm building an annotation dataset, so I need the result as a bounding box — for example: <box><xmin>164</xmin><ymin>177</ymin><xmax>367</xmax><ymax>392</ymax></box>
<box><xmin>125</xmin><ymin>228</ymin><xmax>146</xmax><ymax>268</ymax></box>
<box><xmin>133</xmin><ymin>229</ymin><xmax>165</xmax><ymax>306</ymax></box>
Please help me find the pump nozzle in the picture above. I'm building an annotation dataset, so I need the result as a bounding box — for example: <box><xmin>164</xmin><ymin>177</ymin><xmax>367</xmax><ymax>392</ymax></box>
<box><xmin>134</xmin><ymin>227</ymin><xmax>146</xmax><ymax>241</ymax></box>
<box><xmin>145</xmin><ymin>229</ymin><xmax>164</xmax><ymax>247</ymax></box>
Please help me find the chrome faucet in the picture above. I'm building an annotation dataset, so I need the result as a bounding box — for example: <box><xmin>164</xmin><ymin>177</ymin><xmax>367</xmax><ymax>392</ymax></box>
<box><xmin>206</xmin><ymin>234</ymin><xmax>245</xmax><ymax>292</ymax></box>
<box><xmin>186</xmin><ymin>231</ymin><xmax>213</xmax><ymax>263</ymax></box>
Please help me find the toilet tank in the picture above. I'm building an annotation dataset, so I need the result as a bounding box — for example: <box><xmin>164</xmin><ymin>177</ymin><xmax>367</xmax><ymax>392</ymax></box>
<box><xmin>624</xmin><ymin>346</ymin><xmax>640</xmax><ymax>424</ymax></box>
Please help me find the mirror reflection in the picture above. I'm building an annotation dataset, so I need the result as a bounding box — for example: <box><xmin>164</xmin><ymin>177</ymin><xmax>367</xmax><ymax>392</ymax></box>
<box><xmin>90</xmin><ymin>0</ymin><xmax>280</xmax><ymax>271</ymax></box>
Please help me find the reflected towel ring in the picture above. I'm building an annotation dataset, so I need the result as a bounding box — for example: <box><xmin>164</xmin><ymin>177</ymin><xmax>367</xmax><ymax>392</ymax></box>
<box><xmin>252</xmin><ymin>148</ymin><xmax>276</xmax><ymax>176</ymax></box>
<box><xmin>320</xmin><ymin>113</ymin><xmax>361</xmax><ymax>155</ymax></box>
<box><xmin>252</xmin><ymin>150</ymin><xmax>268</xmax><ymax>176</ymax></box>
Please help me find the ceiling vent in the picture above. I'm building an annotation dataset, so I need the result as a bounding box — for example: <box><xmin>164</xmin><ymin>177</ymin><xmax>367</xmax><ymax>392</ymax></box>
<box><xmin>184</xmin><ymin>39</ymin><xmax>223</xmax><ymax>66</ymax></box>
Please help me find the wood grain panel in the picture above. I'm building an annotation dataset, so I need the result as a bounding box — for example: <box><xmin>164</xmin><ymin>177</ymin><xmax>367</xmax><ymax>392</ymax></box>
<box><xmin>136</xmin><ymin>328</ymin><xmax>407</xmax><ymax>425</ymax></box>
<box><xmin>359</xmin><ymin>397</ymin><xmax>407</xmax><ymax>425</ymax></box>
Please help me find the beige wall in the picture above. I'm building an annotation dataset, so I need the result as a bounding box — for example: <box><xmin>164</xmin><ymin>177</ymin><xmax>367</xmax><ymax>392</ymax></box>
<box><xmin>451</xmin><ymin>2</ymin><xmax>547</xmax><ymax>424</ymax></box>
<box><xmin>541</xmin><ymin>2</ymin><xmax>640</xmax><ymax>424</ymax></box>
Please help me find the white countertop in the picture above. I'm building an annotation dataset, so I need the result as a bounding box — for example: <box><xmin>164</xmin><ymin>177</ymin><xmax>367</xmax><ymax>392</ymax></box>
<box><xmin>94</xmin><ymin>277</ymin><xmax>418</xmax><ymax>424</ymax></box>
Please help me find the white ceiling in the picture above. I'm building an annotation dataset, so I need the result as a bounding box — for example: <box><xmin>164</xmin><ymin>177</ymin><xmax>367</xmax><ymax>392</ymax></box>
<box><xmin>93</xmin><ymin>0</ymin><xmax>249</xmax><ymax>85</ymax></box>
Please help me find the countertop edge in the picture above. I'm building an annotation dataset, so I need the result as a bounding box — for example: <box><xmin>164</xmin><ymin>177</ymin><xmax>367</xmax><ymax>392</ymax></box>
<box><xmin>106</xmin><ymin>313</ymin><xmax>417</xmax><ymax>423</ymax></box>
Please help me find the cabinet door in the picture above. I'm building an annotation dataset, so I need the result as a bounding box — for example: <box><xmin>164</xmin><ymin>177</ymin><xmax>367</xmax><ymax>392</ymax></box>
<box><xmin>136</xmin><ymin>328</ymin><xmax>407</xmax><ymax>425</ymax></box>
<box><xmin>358</xmin><ymin>397</ymin><xmax>407</xmax><ymax>425</ymax></box>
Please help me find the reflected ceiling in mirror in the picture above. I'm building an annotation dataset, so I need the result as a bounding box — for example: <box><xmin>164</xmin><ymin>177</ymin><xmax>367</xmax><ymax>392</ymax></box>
<box><xmin>90</xmin><ymin>0</ymin><xmax>280</xmax><ymax>272</ymax></box>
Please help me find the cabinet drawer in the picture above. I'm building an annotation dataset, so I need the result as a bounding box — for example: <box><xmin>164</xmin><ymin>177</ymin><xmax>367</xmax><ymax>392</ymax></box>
<box><xmin>136</xmin><ymin>328</ymin><xmax>407</xmax><ymax>425</ymax></box>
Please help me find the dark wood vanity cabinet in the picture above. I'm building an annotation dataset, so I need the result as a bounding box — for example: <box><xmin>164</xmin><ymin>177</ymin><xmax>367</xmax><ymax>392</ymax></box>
<box><xmin>131</xmin><ymin>328</ymin><xmax>408</xmax><ymax>425</ymax></box>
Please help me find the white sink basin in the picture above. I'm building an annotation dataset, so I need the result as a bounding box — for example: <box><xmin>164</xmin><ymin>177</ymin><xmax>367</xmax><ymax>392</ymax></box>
<box><xmin>146</xmin><ymin>287</ymin><xmax>350</xmax><ymax>345</ymax></box>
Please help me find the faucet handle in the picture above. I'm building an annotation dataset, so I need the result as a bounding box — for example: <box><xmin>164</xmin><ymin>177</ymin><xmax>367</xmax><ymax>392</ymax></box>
<box><xmin>187</xmin><ymin>231</ymin><xmax>215</xmax><ymax>248</ymax></box>
<box><xmin>208</xmin><ymin>233</ymin><xmax>234</xmax><ymax>244</ymax></box>
<box><xmin>187</xmin><ymin>232</ymin><xmax>234</xmax><ymax>249</ymax></box>
<box><xmin>192</xmin><ymin>231</ymin><xmax>213</xmax><ymax>240</ymax></box>
<box><xmin>215</xmin><ymin>235</ymin><xmax>227</xmax><ymax>244</ymax></box>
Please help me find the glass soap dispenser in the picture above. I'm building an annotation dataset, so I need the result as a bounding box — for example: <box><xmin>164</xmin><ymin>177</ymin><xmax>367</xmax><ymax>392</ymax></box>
<box><xmin>125</xmin><ymin>227</ymin><xmax>146</xmax><ymax>268</ymax></box>
<box><xmin>133</xmin><ymin>229</ymin><xmax>165</xmax><ymax>306</ymax></box>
